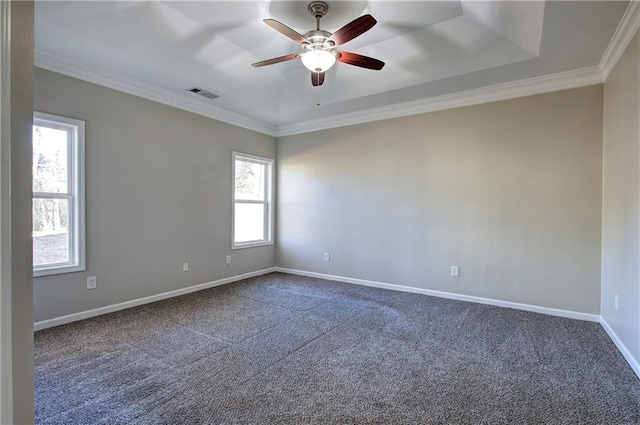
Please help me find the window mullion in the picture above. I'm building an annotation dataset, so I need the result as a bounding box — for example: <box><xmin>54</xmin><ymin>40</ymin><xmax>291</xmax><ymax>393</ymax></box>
<box><xmin>234</xmin><ymin>199</ymin><xmax>266</xmax><ymax>205</ymax></box>
<box><xmin>33</xmin><ymin>192</ymin><xmax>72</xmax><ymax>200</ymax></box>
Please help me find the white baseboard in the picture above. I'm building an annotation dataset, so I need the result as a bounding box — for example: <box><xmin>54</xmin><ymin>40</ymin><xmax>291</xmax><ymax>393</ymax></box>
<box><xmin>274</xmin><ymin>267</ymin><xmax>601</xmax><ymax>323</ymax></box>
<box><xmin>34</xmin><ymin>265</ymin><xmax>601</xmax><ymax>330</ymax></box>
<box><xmin>600</xmin><ymin>317</ymin><xmax>640</xmax><ymax>380</ymax></box>
<box><xmin>34</xmin><ymin>267</ymin><xmax>277</xmax><ymax>331</ymax></box>
<box><xmin>35</xmin><ymin>266</ymin><xmax>640</xmax><ymax>381</ymax></box>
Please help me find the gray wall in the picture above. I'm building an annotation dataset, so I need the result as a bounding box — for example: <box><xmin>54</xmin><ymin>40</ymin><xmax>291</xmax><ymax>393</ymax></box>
<box><xmin>33</xmin><ymin>68</ymin><xmax>276</xmax><ymax>322</ymax></box>
<box><xmin>602</xmin><ymin>28</ymin><xmax>640</xmax><ymax>366</ymax></box>
<box><xmin>2</xmin><ymin>1</ymin><xmax>35</xmax><ymax>422</ymax></box>
<box><xmin>277</xmin><ymin>85</ymin><xmax>603</xmax><ymax>314</ymax></box>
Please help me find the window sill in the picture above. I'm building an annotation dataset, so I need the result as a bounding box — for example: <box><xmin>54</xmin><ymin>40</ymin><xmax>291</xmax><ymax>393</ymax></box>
<box><xmin>232</xmin><ymin>241</ymin><xmax>274</xmax><ymax>250</ymax></box>
<box><xmin>34</xmin><ymin>264</ymin><xmax>85</xmax><ymax>278</ymax></box>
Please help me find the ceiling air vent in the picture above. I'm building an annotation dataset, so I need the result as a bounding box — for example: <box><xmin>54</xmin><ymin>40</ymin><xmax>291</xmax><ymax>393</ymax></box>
<box><xmin>187</xmin><ymin>88</ymin><xmax>220</xmax><ymax>100</ymax></box>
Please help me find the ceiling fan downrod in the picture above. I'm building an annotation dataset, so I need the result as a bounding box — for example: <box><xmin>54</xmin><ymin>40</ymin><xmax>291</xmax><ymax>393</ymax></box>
<box><xmin>303</xmin><ymin>1</ymin><xmax>333</xmax><ymax>50</ymax></box>
<box><xmin>308</xmin><ymin>1</ymin><xmax>329</xmax><ymax>25</ymax></box>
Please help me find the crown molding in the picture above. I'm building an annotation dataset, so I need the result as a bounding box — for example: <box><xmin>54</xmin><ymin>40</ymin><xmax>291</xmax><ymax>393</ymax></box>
<box><xmin>600</xmin><ymin>0</ymin><xmax>640</xmax><ymax>81</ymax></box>
<box><xmin>34</xmin><ymin>49</ymin><xmax>278</xmax><ymax>137</ymax></box>
<box><xmin>275</xmin><ymin>66</ymin><xmax>603</xmax><ymax>137</ymax></box>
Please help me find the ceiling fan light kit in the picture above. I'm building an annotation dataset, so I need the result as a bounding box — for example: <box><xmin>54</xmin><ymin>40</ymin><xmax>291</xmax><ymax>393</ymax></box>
<box><xmin>252</xmin><ymin>1</ymin><xmax>384</xmax><ymax>87</ymax></box>
<box><xmin>301</xmin><ymin>50</ymin><xmax>336</xmax><ymax>73</ymax></box>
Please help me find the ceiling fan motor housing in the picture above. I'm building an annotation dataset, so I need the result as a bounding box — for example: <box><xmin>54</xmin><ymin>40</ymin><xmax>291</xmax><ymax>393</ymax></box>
<box><xmin>302</xmin><ymin>30</ymin><xmax>334</xmax><ymax>49</ymax></box>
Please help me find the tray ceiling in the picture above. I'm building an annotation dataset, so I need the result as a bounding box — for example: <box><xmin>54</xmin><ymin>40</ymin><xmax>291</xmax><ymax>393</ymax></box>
<box><xmin>35</xmin><ymin>1</ymin><xmax>631</xmax><ymax>136</ymax></box>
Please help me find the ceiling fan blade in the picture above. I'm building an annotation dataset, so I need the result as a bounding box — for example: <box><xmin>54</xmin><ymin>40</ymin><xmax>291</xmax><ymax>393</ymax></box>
<box><xmin>311</xmin><ymin>72</ymin><xmax>325</xmax><ymax>87</ymax></box>
<box><xmin>264</xmin><ymin>19</ymin><xmax>309</xmax><ymax>45</ymax></box>
<box><xmin>336</xmin><ymin>52</ymin><xmax>385</xmax><ymax>70</ymax></box>
<box><xmin>327</xmin><ymin>15</ymin><xmax>377</xmax><ymax>46</ymax></box>
<box><xmin>251</xmin><ymin>53</ymin><xmax>299</xmax><ymax>68</ymax></box>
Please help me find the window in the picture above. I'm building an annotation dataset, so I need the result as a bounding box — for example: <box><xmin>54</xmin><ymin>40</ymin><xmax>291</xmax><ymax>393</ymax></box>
<box><xmin>32</xmin><ymin>112</ymin><xmax>85</xmax><ymax>277</ymax></box>
<box><xmin>232</xmin><ymin>152</ymin><xmax>274</xmax><ymax>249</ymax></box>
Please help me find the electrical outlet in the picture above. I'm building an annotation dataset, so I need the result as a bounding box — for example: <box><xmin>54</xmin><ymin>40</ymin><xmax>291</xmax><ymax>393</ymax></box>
<box><xmin>87</xmin><ymin>276</ymin><xmax>97</xmax><ymax>290</ymax></box>
<box><xmin>451</xmin><ymin>266</ymin><xmax>459</xmax><ymax>277</ymax></box>
<box><xmin>226</xmin><ymin>255</ymin><xmax>231</xmax><ymax>265</ymax></box>
<box><xmin>614</xmin><ymin>294</ymin><xmax>619</xmax><ymax>311</ymax></box>
<box><xmin>324</xmin><ymin>253</ymin><xmax>330</xmax><ymax>262</ymax></box>
<box><xmin>183</xmin><ymin>262</ymin><xmax>189</xmax><ymax>272</ymax></box>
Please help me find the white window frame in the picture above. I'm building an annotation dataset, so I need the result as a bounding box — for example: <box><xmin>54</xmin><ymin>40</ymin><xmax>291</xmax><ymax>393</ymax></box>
<box><xmin>232</xmin><ymin>152</ymin><xmax>274</xmax><ymax>250</ymax></box>
<box><xmin>32</xmin><ymin>112</ymin><xmax>85</xmax><ymax>277</ymax></box>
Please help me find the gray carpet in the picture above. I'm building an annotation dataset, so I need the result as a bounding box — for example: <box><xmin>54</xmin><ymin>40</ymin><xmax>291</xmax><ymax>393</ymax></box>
<box><xmin>35</xmin><ymin>272</ymin><xmax>640</xmax><ymax>424</ymax></box>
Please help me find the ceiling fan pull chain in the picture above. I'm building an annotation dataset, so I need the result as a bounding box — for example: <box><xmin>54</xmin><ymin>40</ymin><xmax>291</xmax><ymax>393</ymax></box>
<box><xmin>316</xmin><ymin>75</ymin><xmax>321</xmax><ymax>106</ymax></box>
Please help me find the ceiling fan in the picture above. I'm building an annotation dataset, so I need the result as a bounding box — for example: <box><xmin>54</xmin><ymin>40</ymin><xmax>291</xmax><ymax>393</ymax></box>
<box><xmin>251</xmin><ymin>1</ymin><xmax>385</xmax><ymax>87</ymax></box>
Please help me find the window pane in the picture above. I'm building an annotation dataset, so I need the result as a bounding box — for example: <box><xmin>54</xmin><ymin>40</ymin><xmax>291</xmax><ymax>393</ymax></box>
<box><xmin>33</xmin><ymin>198</ymin><xmax>70</xmax><ymax>266</ymax></box>
<box><xmin>235</xmin><ymin>160</ymin><xmax>265</xmax><ymax>201</ymax></box>
<box><xmin>234</xmin><ymin>202</ymin><xmax>265</xmax><ymax>243</ymax></box>
<box><xmin>33</xmin><ymin>125</ymin><xmax>68</xmax><ymax>193</ymax></box>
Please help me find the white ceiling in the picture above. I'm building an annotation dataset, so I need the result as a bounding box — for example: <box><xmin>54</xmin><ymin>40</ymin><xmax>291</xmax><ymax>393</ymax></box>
<box><xmin>35</xmin><ymin>1</ymin><xmax>631</xmax><ymax>136</ymax></box>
